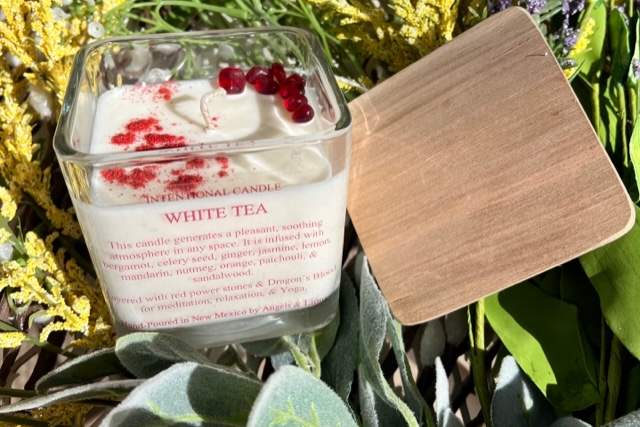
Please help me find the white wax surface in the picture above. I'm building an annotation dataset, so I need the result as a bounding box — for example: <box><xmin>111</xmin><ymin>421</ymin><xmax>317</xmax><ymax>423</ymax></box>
<box><xmin>75</xmin><ymin>79</ymin><xmax>347</xmax><ymax>332</ymax></box>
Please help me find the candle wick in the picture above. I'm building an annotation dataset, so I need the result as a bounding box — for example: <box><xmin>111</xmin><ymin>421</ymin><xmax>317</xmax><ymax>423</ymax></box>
<box><xmin>200</xmin><ymin>88</ymin><xmax>226</xmax><ymax>130</ymax></box>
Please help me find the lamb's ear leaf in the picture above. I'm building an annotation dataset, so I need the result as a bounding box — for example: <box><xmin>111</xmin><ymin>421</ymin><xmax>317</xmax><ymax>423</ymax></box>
<box><xmin>101</xmin><ymin>362</ymin><xmax>261</xmax><ymax>427</ymax></box>
<box><xmin>36</xmin><ymin>348</ymin><xmax>127</xmax><ymax>391</ymax></box>
<box><xmin>247</xmin><ymin>365</ymin><xmax>357</xmax><ymax>427</ymax></box>
<box><xmin>0</xmin><ymin>380</ymin><xmax>142</xmax><ymax>413</ymax></box>
<box><xmin>322</xmin><ymin>273</ymin><xmax>359</xmax><ymax>402</ymax></box>
<box><xmin>491</xmin><ymin>356</ymin><xmax>555</xmax><ymax>427</ymax></box>
<box><xmin>115</xmin><ymin>332</ymin><xmax>209</xmax><ymax>378</ymax></box>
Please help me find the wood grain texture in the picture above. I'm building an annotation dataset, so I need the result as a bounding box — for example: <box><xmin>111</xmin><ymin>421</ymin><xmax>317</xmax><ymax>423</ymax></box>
<box><xmin>347</xmin><ymin>7</ymin><xmax>635</xmax><ymax>325</ymax></box>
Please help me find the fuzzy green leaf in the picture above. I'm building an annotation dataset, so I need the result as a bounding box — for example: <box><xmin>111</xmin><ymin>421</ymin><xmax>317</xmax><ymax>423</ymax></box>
<box><xmin>102</xmin><ymin>362</ymin><xmax>261</xmax><ymax>427</ymax></box>
<box><xmin>550</xmin><ymin>417</ymin><xmax>591</xmax><ymax>426</ymax></box>
<box><xmin>247</xmin><ymin>365</ymin><xmax>357</xmax><ymax>427</ymax></box>
<box><xmin>357</xmin><ymin>256</ymin><xmax>421</xmax><ymax>427</ymax></box>
<box><xmin>115</xmin><ymin>332</ymin><xmax>210</xmax><ymax>378</ymax></box>
<box><xmin>491</xmin><ymin>356</ymin><xmax>555</xmax><ymax>427</ymax></box>
<box><xmin>581</xmin><ymin>206</ymin><xmax>640</xmax><ymax>359</ymax></box>
<box><xmin>605</xmin><ymin>410</ymin><xmax>640</xmax><ymax>426</ymax></box>
<box><xmin>359</xmin><ymin>368</ymin><xmax>405</xmax><ymax>427</ymax></box>
<box><xmin>0</xmin><ymin>380</ymin><xmax>142</xmax><ymax>413</ymax></box>
<box><xmin>36</xmin><ymin>348</ymin><xmax>126</xmax><ymax>392</ymax></box>
<box><xmin>485</xmin><ymin>282</ymin><xmax>599</xmax><ymax>412</ymax></box>
<box><xmin>322</xmin><ymin>273</ymin><xmax>359</xmax><ymax>402</ymax></box>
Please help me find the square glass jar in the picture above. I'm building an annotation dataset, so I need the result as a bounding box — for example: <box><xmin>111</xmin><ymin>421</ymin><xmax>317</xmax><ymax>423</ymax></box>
<box><xmin>54</xmin><ymin>28</ymin><xmax>351</xmax><ymax>347</ymax></box>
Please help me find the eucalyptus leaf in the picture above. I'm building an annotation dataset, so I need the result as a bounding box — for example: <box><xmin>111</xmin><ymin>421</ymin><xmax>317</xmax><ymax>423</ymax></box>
<box><xmin>444</xmin><ymin>308</ymin><xmax>468</xmax><ymax>347</ymax></box>
<box><xmin>485</xmin><ymin>282</ymin><xmax>599</xmax><ymax>411</ymax></box>
<box><xmin>434</xmin><ymin>357</ymin><xmax>463</xmax><ymax>427</ymax></box>
<box><xmin>581</xmin><ymin>207</ymin><xmax>640</xmax><ymax>360</ymax></box>
<box><xmin>115</xmin><ymin>332</ymin><xmax>210</xmax><ymax>378</ymax></box>
<box><xmin>247</xmin><ymin>365</ymin><xmax>357</xmax><ymax>427</ymax></box>
<box><xmin>36</xmin><ymin>348</ymin><xmax>127</xmax><ymax>392</ymax></box>
<box><xmin>550</xmin><ymin>417</ymin><xmax>592</xmax><ymax>427</ymax></box>
<box><xmin>102</xmin><ymin>362</ymin><xmax>261</xmax><ymax>427</ymax></box>
<box><xmin>358</xmin><ymin>257</ymin><xmax>421</xmax><ymax>427</ymax></box>
<box><xmin>322</xmin><ymin>273</ymin><xmax>359</xmax><ymax>402</ymax></box>
<box><xmin>491</xmin><ymin>356</ymin><xmax>555</xmax><ymax>427</ymax></box>
<box><xmin>420</xmin><ymin>319</ymin><xmax>446</xmax><ymax>367</ymax></box>
<box><xmin>0</xmin><ymin>380</ymin><xmax>142</xmax><ymax>413</ymax></box>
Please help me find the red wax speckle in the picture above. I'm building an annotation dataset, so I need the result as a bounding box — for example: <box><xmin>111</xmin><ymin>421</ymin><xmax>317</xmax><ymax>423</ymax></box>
<box><xmin>136</xmin><ymin>133</ymin><xmax>186</xmax><ymax>151</ymax></box>
<box><xmin>186</xmin><ymin>157</ymin><xmax>206</xmax><ymax>169</ymax></box>
<box><xmin>156</xmin><ymin>86</ymin><xmax>173</xmax><ymax>101</ymax></box>
<box><xmin>101</xmin><ymin>167</ymin><xmax>157</xmax><ymax>189</ymax></box>
<box><xmin>215</xmin><ymin>155</ymin><xmax>230</xmax><ymax>178</ymax></box>
<box><xmin>110</xmin><ymin>132</ymin><xmax>136</xmax><ymax>146</ymax></box>
<box><xmin>125</xmin><ymin>117</ymin><xmax>161</xmax><ymax>133</ymax></box>
<box><xmin>166</xmin><ymin>174</ymin><xmax>204</xmax><ymax>193</ymax></box>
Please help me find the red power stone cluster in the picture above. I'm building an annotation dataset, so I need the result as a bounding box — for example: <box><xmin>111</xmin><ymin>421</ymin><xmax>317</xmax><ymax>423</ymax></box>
<box><xmin>217</xmin><ymin>63</ymin><xmax>315</xmax><ymax>123</ymax></box>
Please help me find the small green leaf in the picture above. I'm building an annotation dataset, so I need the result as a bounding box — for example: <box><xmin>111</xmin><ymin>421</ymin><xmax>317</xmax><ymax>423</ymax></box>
<box><xmin>629</xmin><ymin>119</ymin><xmax>640</xmax><ymax>195</ymax></box>
<box><xmin>581</xmin><ymin>207</ymin><xmax>640</xmax><ymax>359</ymax></box>
<box><xmin>36</xmin><ymin>348</ymin><xmax>126</xmax><ymax>392</ymax></box>
<box><xmin>102</xmin><ymin>362</ymin><xmax>261</xmax><ymax>427</ymax></box>
<box><xmin>575</xmin><ymin>0</ymin><xmax>607</xmax><ymax>79</ymax></box>
<box><xmin>609</xmin><ymin>8</ymin><xmax>631</xmax><ymax>83</ymax></box>
<box><xmin>491</xmin><ymin>356</ymin><xmax>555</xmax><ymax>427</ymax></box>
<box><xmin>322</xmin><ymin>273</ymin><xmax>359</xmax><ymax>402</ymax></box>
<box><xmin>115</xmin><ymin>332</ymin><xmax>210</xmax><ymax>378</ymax></box>
<box><xmin>485</xmin><ymin>282</ymin><xmax>599</xmax><ymax>412</ymax></box>
<box><xmin>0</xmin><ymin>380</ymin><xmax>142</xmax><ymax>413</ymax></box>
<box><xmin>247</xmin><ymin>366</ymin><xmax>357</xmax><ymax>427</ymax></box>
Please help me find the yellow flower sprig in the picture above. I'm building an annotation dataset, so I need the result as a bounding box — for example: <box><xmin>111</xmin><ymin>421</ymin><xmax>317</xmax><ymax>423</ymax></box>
<box><xmin>307</xmin><ymin>0</ymin><xmax>460</xmax><ymax>72</ymax></box>
<box><xmin>0</xmin><ymin>0</ymin><xmax>124</xmax><ymax>352</ymax></box>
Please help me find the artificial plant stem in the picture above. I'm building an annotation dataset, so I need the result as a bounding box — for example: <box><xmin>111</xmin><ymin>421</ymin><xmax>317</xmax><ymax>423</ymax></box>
<box><xmin>469</xmin><ymin>300</ymin><xmax>492</xmax><ymax>427</ymax></box>
<box><xmin>309</xmin><ymin>334</ymin><xmax>322</xmax><ymax>378</ymax></box>
<box><xmin>592</xmin><ymin>82</ymin><xmax>602</xmax><ymax>140</ymax></box>
<box><xmin>595</xmin><ymin>318</ymin><xmax>608</xmax><ymax>427</ymax></box>
<box><xmin>605</xmin><ymin>336</ymin><xmax>623</xmax><ymax>422</ymax></box>
<box><xmin>0</xmin><ymin>387</ymin><xmax>37</xmax><ymax>398</ymax></box>
<box><xmin>283</xmin><ymin>336</ymin><xmax>312</xmax><ymax>374</ymax></box>
<box><xmin>616</xmin><ymin>84</ymin><xmax>629</xmax><ymax>167</ymax></box>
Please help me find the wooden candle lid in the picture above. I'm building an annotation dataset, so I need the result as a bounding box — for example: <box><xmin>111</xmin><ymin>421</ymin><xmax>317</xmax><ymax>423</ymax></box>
<box><xmin>347</xmin><ymin>7</ymin><xmax>635</xmax><ymax>325</ymax></box>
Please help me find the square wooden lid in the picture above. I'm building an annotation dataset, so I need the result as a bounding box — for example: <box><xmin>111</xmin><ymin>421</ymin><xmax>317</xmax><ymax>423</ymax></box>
<box><xmin>347</xmin><ymin>7</ymin><xmax>634</xmax><ymax>325</ymax></box>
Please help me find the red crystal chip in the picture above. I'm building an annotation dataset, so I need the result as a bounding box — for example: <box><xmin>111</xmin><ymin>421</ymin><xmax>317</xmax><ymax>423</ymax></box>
<box><xmin>218</xmin><ymin>67</ymin><xmax>246</xmax><ymax>94</ymax></box>
<box><xmin>246</xmin><ymin>66</ymin><xmax>269</xmax><ymax>84</ymax></box>
<box><xmin>284</xmin><ymin>94</ymin><xmax>307</xmax><ymax>112</ymax></box>
<box><xmin>278</xmin><ymin>81</ymin><xmax>304</xmax><ymax>99</ymax></box>
<box><xmin>270</xmin><ymin>63</ymin><xmax>287</xmax><ymax>84</ymax></box>
<box><xmin>253</xmin><ymin>75</ymin><xmax>279</xmax><ymax>94</ymax></box>
<box><xmin>292</xmin><ymin>104</ymin><xmax>314</xmax><ymax>123</ymax></box>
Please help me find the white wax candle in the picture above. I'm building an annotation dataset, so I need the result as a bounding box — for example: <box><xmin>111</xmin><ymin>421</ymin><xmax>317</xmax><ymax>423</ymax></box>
<box><xmin>76</xmin><ymin>79</ymin><xmax>347</xmax><ymax>333</ymax></box>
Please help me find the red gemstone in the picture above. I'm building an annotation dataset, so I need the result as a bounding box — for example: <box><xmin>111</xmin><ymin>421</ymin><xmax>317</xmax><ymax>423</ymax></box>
<box><xmin>286</xmin><ymin>74</ymin><xmax>305</xmax><ymax>91</ymax></box>
<box><xmin>292</xmin><ymin>104</ymin><xmax>314</xmax><ymax>123</ymax></box>
<box><xmin>253</xmin><ymin>75</ymin><xmax>279</xmax><ymax>94</ymax></box>
<box><xmin>246</xmin><ymin>66</ymin><xmax>269</xmax><ymax>84</ymax></box>
<box><xmin>284</xmin><ymin>94</ymin><xmax>307</xmax><ymax>112</ymax></box>
<box><xmin>279</xmin><ymin>81</ymin><xmax>304</xmax><ymax>99</ymax></box>
<box><xmin>218</xmin><ymin>67</ymin><xmax>246</xmax><ymax>94</ymax></box>
<box><xmin>270</xmin><ymin>63</ymin><xmax>287</xmax><ymax>84</ymax></box>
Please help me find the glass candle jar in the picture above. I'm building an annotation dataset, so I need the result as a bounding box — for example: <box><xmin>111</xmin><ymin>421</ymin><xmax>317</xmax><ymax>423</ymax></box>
<box><xmin>54</xmin><ymin>28</ymin><xmax>351</xmax><ymax>347</ymax></box>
